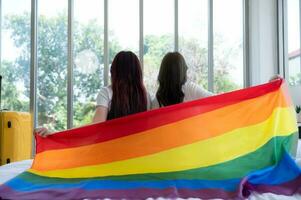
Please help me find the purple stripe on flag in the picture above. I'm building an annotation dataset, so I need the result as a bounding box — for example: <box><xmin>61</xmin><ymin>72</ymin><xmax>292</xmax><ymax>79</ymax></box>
<box><xmin>0</xmin><ymin>185</ymin><xmax>238</xmax><ymax>200</ymax></box>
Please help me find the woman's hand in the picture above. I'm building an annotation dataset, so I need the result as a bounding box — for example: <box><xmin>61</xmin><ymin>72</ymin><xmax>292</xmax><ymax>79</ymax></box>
<box><xmin>269</xmin><ymin>75</ymin><xmax>282</xmax><ymax>82</ymax></box>
<box><xmin>34</xmin><ymin>127</ymin><xmax>53</xmax><ymax>138</ymax></box>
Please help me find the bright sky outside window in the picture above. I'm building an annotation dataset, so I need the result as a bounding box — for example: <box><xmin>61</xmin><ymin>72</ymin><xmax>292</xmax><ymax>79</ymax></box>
<box><xmin>109</xmin><ymin>0</ymin><xmax>139</xmax><ymax>57</ymax></box>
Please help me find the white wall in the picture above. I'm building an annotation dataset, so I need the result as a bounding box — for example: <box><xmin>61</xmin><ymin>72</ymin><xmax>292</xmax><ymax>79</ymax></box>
<box><xmin>289</xmin><ymin>86</ymin><xmax>301</xmax><ymax>106</ymax></box>
<box><xmin>249</xmin><ymin>0</ymin><xmax>278</xmax><ymax>85</ymax></box>
<box><xmin>248</xmin><ymin>0</ymin><xmax>301</xmax><ymax>106</ymax></box>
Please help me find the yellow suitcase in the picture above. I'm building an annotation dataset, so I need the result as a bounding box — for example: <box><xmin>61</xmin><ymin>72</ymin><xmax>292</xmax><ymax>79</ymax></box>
<box><xmin>0</xmin><ymin>111</ymin><xmax>33</xmax><ymax>165</ymax></box>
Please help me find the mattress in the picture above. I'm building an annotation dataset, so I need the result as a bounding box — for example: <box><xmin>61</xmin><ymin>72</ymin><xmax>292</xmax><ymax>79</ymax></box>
<box><xmin>1</xmin><ymin>140</ymin><xmax>301</xmax><ymax>199</ymax></box>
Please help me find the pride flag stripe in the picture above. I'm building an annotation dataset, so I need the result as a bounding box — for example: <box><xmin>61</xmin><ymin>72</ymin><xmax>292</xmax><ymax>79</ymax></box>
<box><xmin>0</xmin><ymin>186</ymin><xmax>239</xmax><ymax>200</ymax></box>
<box><xmin>6</xmin><ymin>177</ymin><xmax>240</xmax><ymax>191</ymax></box>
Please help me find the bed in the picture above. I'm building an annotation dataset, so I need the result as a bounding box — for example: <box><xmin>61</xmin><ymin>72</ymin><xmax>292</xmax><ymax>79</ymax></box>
<box><xmin>1</xmin><ymin>140</ymin><xmax>301</xmax><ymax>199</ymax></box>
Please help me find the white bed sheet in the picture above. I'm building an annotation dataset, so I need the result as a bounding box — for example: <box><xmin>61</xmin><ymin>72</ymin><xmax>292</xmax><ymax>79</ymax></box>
<box><xmin>0</xmin><ymin>159</ymin><xmax>33</xmax><ymax>184</ymax></box>
<box><xmin>1</xmin><ymin>140</ymin><xmax>301</xmax><ymax>199</ymax></box>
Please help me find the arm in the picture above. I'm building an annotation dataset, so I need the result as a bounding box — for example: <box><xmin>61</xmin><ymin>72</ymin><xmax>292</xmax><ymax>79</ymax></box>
<box><xmin>92</xmin><ymin>106</ymin><xmax>108</xmax><ymax>123</ymax></box>
<box><xmin>36</xmin><ymin>87</ymin><xmax>110</xmax><ymax>137</ymax></box>
<box><xmin>35</xmin><ymin>106</ymin><xmax>108</xmax><ymax>138</ymax></box>
<box><xmin>93</xmin><ymin>86</ymin><xmax>111</xmax><ymax>123</ymax></box>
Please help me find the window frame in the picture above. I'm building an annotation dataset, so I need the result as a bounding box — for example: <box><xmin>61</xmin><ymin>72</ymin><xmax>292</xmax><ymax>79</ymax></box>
<box><xmin>278</xmin><ymin>0</ymin><xmax>301</xmax><ymax>81</ymax></box>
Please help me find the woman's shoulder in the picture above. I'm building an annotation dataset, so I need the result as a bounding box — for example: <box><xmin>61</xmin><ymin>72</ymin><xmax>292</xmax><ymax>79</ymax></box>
<box><xmin>96</xmin><ymin>85</ymin><xmax>112</xmax><ymax>107</ymax></box>
<box><xmin>183</xmin><ymin>82</ymin><xmax>213</xmax><ymax>100</ymax></box>
<box><xmin>182</xmin><ymin>81</ymin><xmax>202</xmax><ymax>93</ymax></box>
<box><xmin>98</xmin><ymin>85</ymin><xmax>112</xmax><ymax>96</ymax></box>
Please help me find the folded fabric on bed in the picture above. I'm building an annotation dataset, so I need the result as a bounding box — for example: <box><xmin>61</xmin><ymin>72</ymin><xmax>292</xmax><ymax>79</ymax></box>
<box><xmin>0</xmin><ymin>79</ymin><xmax>300</xmax><ymax>199</ymax></box>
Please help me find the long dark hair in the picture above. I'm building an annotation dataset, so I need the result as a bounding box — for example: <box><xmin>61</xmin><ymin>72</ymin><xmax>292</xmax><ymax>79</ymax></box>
<box><xmin>156</xmin><ymin>52</ymin><xmax>188</xmax><ymax>107</ymax></box>
<box><xmin>107</xmin><ymin>51</ymin><xmax>147</xmax><ymax>120</ymax></box>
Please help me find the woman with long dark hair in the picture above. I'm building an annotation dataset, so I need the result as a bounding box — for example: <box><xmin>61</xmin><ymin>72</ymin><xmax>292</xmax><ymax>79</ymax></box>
<box><xmin>152</xmin><ymin>52</ymin><xmax>213</xmax><ymax>109</ymax></box>
<box><xmin>36</xmin><ymin>51</ymin><xmax>150</xmax><ymax>137</ymax></box>
<box><xmin>152</xmin><ymin>52</ymin><xmax>281</xmax><ymax>109</ymax></box>
<box><xmin>93</xmin><ymin>51</ymin><xmax>150</xmax><ymax>122</ymax></box>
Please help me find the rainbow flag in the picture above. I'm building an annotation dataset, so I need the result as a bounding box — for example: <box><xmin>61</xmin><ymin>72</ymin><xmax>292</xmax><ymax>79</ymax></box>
<box><xmin>0</xmin><ymin>79</ymin><xmax>300</xmax><ymax>199</ymax></box>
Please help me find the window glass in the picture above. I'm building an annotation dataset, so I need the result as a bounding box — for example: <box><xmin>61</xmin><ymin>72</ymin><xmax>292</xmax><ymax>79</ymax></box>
<box><xmin>109</xmin><ymin>0</ymin><xmax>139</xmax><ymax>59</ymax></box>
<box><xmin>1</xmin><ymin>0</ymin><xmax>31</xmax><ymax>111</ymax></box>
<box><xmin>213</xmin><ymin>0</ymin><xmax>243</xmax><ymax>92</ymax></box>
<box><xmin>73</xmin><ymin>0</ymin><xmax>104</xmax><ymax>127</ymax></box>
<box><xmin>37</xmin><ymin>0</ymin><xmax>68</xmax><ymax>131</ymax></box>
<box><xmin>179</xmin><ymin>0</ymin><xmax>208</xmax><ymax>89</ymax></box>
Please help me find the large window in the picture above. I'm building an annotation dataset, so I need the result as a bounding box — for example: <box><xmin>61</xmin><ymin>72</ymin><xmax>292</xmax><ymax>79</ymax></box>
<box><xmin>0</xmin><ymin>0</ymin><xmax>30</xmax><ymax>111</ymax></box>
<box><xmin>0</xmin><ymin>0</ymin><xmax>247</xmax><ymax>130</ymax></box>
<box><xmin>286</xmin><ymin>0</ymin><xmax>301</xmax><ymax>86</ymax></box>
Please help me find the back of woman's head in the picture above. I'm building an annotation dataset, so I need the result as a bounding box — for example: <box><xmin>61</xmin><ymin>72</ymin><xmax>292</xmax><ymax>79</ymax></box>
<box><xmin>108</xmin><ymin>51</ymin><xmax>147</xmax><ymax>120</ymax></box>
<box><xmin>156</xmin><ymin>52</ymin><xmax>188</xmax><ymax>107</ymax></box>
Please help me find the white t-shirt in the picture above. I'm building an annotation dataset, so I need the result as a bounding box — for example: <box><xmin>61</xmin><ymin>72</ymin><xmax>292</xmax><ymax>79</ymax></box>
<box><xmin>151</xmin><ymin>82</ymin><xmax>213</xmax><ymax>109</ymax></box>
<box><xmin>96</xmin><ymin>86</ymin><xmax>151</xmax><ymax>110</ymax></box>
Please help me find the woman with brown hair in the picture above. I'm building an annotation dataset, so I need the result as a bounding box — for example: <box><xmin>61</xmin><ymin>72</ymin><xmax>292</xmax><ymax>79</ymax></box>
<box><xmin>36</xmin><ymin>51</ymin><xmax>150</xmax><ymax>137</ymax></box>
<box><xmin>93</xmin><ymin>51</ymin><xmax>150</xmax><ymax>122</ymax></box>
<box><xmin>152</xmin><ymin>52</ymin><xmax>282</xmax><ymax>109</ymax></box>
<box><xmin>152</xmin><ymin>52</ymin><xmax>213</xmax><ymax>109</ymax></box>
